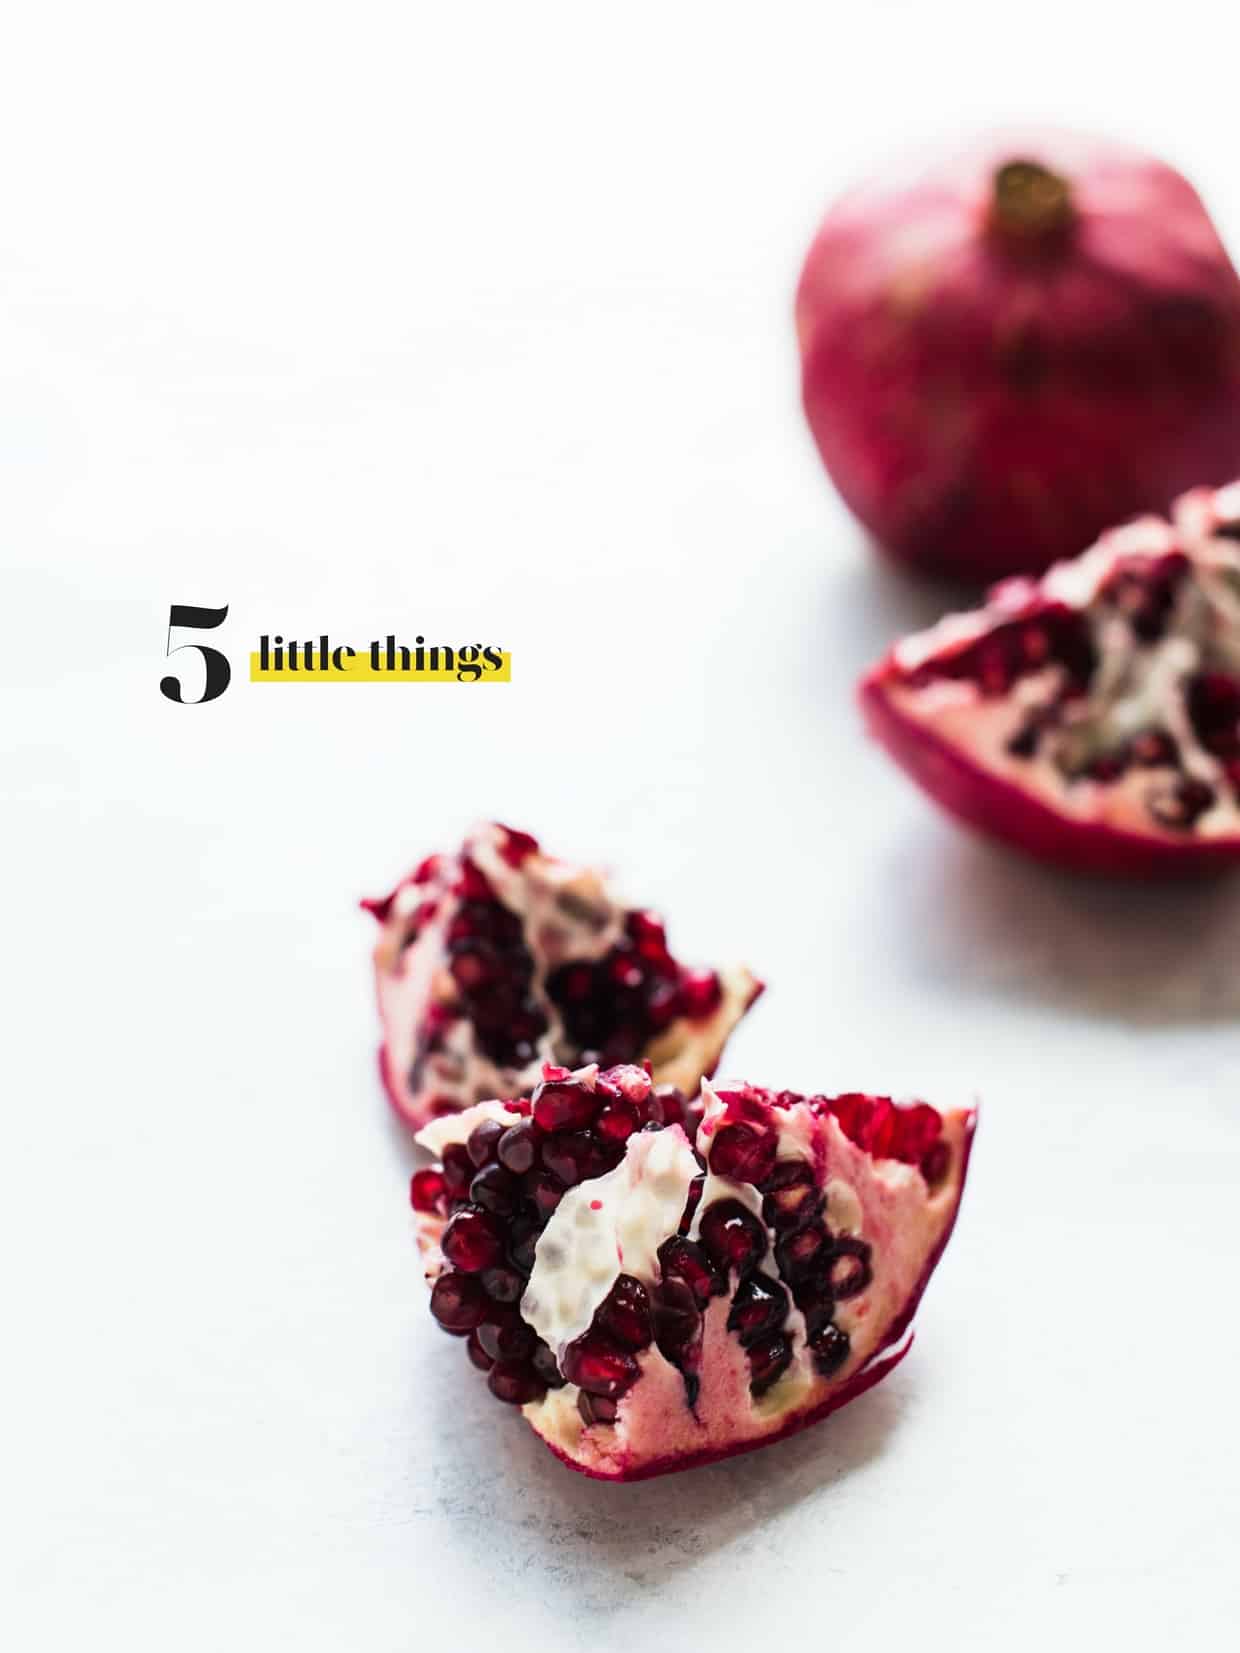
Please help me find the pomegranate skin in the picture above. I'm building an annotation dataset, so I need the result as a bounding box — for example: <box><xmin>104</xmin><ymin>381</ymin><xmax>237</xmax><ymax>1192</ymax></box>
<box><xmin>797</xmin><ymin>131</ymin><xmax>1240</xmax><ymax>581</ymax></box>
<box><xmin>860</xmin><ymin>671</ymin><xmax>1240</xmax><ymax>878</ymax></box>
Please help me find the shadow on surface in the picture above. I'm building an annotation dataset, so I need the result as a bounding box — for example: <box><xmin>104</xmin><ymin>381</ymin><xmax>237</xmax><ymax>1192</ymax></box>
<box><xmin>421</xmin><ymin>1358</ymin><xmax>906</xmax><ymax>1608</ymax></box>
<box><xmin>891</xmin><ymin>824</ymin><xmax>1240</xmax><ymax>1025</ymax></box>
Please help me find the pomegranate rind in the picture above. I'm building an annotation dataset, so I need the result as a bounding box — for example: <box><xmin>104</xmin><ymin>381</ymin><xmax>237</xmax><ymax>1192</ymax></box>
<box><xmin>797</xmin><ymin>129</ymin><xmax>1240</xmax><ymax>582</ymax></box>
<box><xmin>367</xmin><ymin>823</ymin><xmax>762</xmax><ymax>1128</ymax></box>
<box><xmin>860</xmin><ymin>512</ymin><xmax>1240</xmax><ymax>877</ymax></box>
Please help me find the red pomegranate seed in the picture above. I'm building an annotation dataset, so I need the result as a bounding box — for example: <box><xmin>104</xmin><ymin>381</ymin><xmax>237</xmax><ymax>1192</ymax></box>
<box><xmin>496</xmin><ymin>1121</ymin><xmax>538</xmax><ymax>1175</ymax></box>
<box><xmin>709</xmin><ymin>1120</ymin><xmax>778</xmax><ymax>1185</ymax></box>
<box><xmin>651</xmin><ymin>1277</ymin><xmax>700</xmax><ymax>1362</ymax></box>
<box><xmin>746</xmin><ymin>1331</ymin><xmax>793</xmax><ymax>1397</ymax></box>
<box><xmin>440</xmin><ymin>1206</ymin><xmax>503</xmax><ymax>1273</ymax></box>
<box><xmin>825</xmin><ymin>1237</ymin><xmax>873</xmax><ymax>1299</ymax></box>
<box><xmin>441</xmin><ymin>1143</ymin><xmax>474</xmax><ymax>1198</ymax></box>
<box><xmin>578</xmin><ymin>1391</ymin><xmax>619</xmax><ymax>1426</ymax></box>
<box><xmin>761</xmin><ymin>1160</ymin><xmax>820</xmax><ymax>1230</ymax></box>
<box><xmin>476</xmin><ymin>1309</ymin><xmax>536</xmax><ymax>1363</ymax></box>
<box><xmin>561</xmin><ymin>1332</ymin><xmax>641</xmax><ymax>1398</ymax></box>
<box><xmin>496</xmin><ymin>825</ymin><xmax>540</xmax><ymax>867</ymax></box>
<box><xmin>775</xmin><ymin>1221</ymin><xmax>831</xmax><ymax>1284</ymax></box>
<box><xmin>410</xmin><ymin>1166</ymin><xmax>448</xmax><ymax>1215</ymax></box>
<box><xmin>480</xmin><ymin>1265</ymin><xmax>524</xmax><ymax>1304</ymax></box>
<box><xmin>532</xmin><ymin>1080</ymin><xmax>601</xmax><ymax>1133</ymax></box>
<box><xmin>524</xmin><ymin>1169</ymin><xmax>566</xmax><ymax>1220</ymax></box>
<box><xmin>466</xmin><ymin>1330</ymin><xmax>493</xmax><ymax>1371</ymax></box>
<box><xmin>467</xmin><ymin>1118</ymin><xmax>506</xmax><ymax>1167</ymax></box>
<box><xmin>726</xmin><ymin>1274</ymin><xmax>789</xmax><ymax>1345</ymax></box>
<box><xmin>698</xmin><ymin>1200</ymin><xmax>768</xmax><ymax>1275</ymax></box>
<box><xmin>487</xmin><ymin>1360</ymin><xmax>545</xmax><ymax>1405</ymax></box>
<box><xmin>596</xmin><ymin>1099</ymin><xmax>641</xmax><ymax>1143</ymax></box>
<box><xmin>457</xmin><ymin>858</ymin><xmax>495</xmax><ymax>902</ymax></box>
<box><xmin>679</xmin><ymin>969</ymin><xmax>723</xmax><ymax>1020</ymax></box>
<box><xmin>541</xmin><ymin>1132</ymin><xmax>609</xmax><ymax>1187</ymax></box>
<box><xmin>468</xmin><ymin>1164</ymin><xmax>519</xmax><ymax>1216</ymax></box>
<box><xmin>530</xmin><ymin>1341</ymin><xmax>565</xmax><ymax>1389</ymax></box>
<box><xmin>594</xmin><ymin>1275</ymin><xmax>653</xmax><ymax>1350</ymax></box>
<box><xmin>811</xmin><ymin>1323</ymin><xmax>850</xmax><ymax>1378</ymax></box>
<box><xmin>658</xmin><ymin>1236</ymin><xmax>723</xmax><ymax>1307</ymax></box>
<box><xmin>429</xmin><ymin>1271</ymin><xmax>487</xmax><ymax>1333</ymax></box>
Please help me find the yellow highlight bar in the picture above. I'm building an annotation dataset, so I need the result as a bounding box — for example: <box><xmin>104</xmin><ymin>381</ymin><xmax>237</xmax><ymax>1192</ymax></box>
<box><xmin>250</xmin><ymin>652</ymin><xmax>511</xmax><ymax>683</ymax></box>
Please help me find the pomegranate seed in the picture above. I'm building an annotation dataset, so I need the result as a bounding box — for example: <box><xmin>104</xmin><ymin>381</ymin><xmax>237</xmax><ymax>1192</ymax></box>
<box><xmin>411</xmin><ymin>853</ymin><xmax>442</xmax><ymax>885</ymax></box>
<box><xmin>811</xmin><ymin>1323</ymin><xmax>850</xmax><ymax>1378</ymax></box>
<box><xmin>496</xmin><ymin>825</ymin><xmax>540</xmax><ymax>867</ymax></box>
<box><xmin>578</xmin><ymin>1391</ymin><xmax>619</xmax><ymax>1426</ymax></box>
<box><xmin>698</xmin><ymin>1200</ymin><xmax>768</xmax><ymax>1275</ymax></box>
<box><xmin>541</xmin><ymin>1132</ymin><xmax>608</xmax><ymax>1187</ymax></box>
<box><xmin>679</xmin><ymin>1174</ymin><xmax>704</xmax><ymax>1235</ymax></box>
<box><xmin>410</xmin><ymin>1166</ymin><xmax>448</xmax><ymax>1215</ymax></box>
<box><xmin>468</xmin><ymin>1164</ymin><xmax>518</xmax><ymax>1216</ymax></box>
<box><xmin>532</xmin><ymin>1080</ymin><xmax>601</xmax><ymax>1133</ymax></box>
<box><xmin>761</xmin><ymin>1160</ymin><xmax>821</xmax><ymax>1230</ymax></box>
<box><xmin>595</xmin><ymin>1275</ymin><xmax>653</xmax><ymax>1350</ymax></box>
<box><xmin>726</xmin><ymin>1274</ymin><xmax>789</xmax><ymax>1346</ymax></box>
<box><xmin>747</xmin><ymin>1331</ymin><xmax>792</xmax><ymax>1397</ymax></box>
<box><xmin>596</xmin><ymin>1099</ymin><xmax>641</xmax><ymax>1142</ymax></box>
<box><xmin>429</xmin><ymin>1271</ymin><xmax>487</xmax><ymax>1333</ymax></box>
<box><xmin>530</xmin><ymin>1341</ymin><xmax>565</xmax><ymax>1389</ymax></box>
<box><xmin>524</xmin><ymin>1169</ymin><xmax>566</xmax><ymax>1220</ymax></box>
<box><xmin>561</xmin><ymin>1331</ymin><xmax>641</xmax><ymax>1398</ymax></box>
<box><xmin>679</xmin><ymin>969</ymin><xmax>722</xmax><ymax>1019</ymax></box>
<box><xmin>476</xmin><ymin>1309</ymin><xmax>536</xmax><ymax>1363</ymax></box>
<box><xmin>441</xmin><ymin>1143</ymin><xmax>474</xmax><ymax>1198</ymax></box>
<box><xmin>466</xmin><ymin>1330</ymin><xmax>493</xmax><ymax>1371</ymax></box>
<box><xmin>467</xmin><ymin>1118</ymin><xmax>506</xmax><ymax>1167</ymax></box>
<box><xmin>480</xmin><ymin>1265</ymin><xmax>524</xmax><ymax>1304</ymax></box>
<box><xmin>658</xmin><ymin>1236</ymin><xmax>723</xmax><ymax>1307</ymax></box>
<box><xmin>709</xmin><ymin>1120</ymin><xmax>778</xmax><ymax>1185</ymax></box>
<box><xmin>1130</xmin><ymin>729</ymin><xmax>1177</xmax><ymax>767</ymax></box>
<box><xmin>1148</xmin><ymin>777</ymin><xmax>1216</xmax><ymax>829</ymax></box>
<box><xmin>508</xmin><ymin>1219</ymin><xmax>539</xmax><ymax>1276</ymax></box>
<box><xmin>440</xmin><ymin>1205</ymin><xmax>503</xmax><ymax>1273</ymax></box>
<box><xmin>487</xmin><ymin>1360</ymin><xmax>545</xmax><ymax>1405</ymax></box>
<box><xmin>496</xmin><ymin>1121</ymin><xmax>538</xmax><ymax>1175</ymax></box>
<box><xmin>775</xmin><ymin>1221</ymin><xmax>831</xmax><ymax>1284</ymax></box>
<box><xmin>825</xmin><ymin>1237</ymin><xmax>873</xmax><ymax>1299</ymax></box>
<box><xmin>651</xmin><ymin>1277</ymin><xmax>701</xmax><ymax>1366</ymax></box>
<box><xmin>457</xmin><ymin>858</ymin><xmax>495</xmax><ymax>902</ymax></box>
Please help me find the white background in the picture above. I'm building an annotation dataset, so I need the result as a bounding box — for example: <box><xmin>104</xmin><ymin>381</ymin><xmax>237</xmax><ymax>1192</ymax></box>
<box><xmin>5</xmin><ymin>3</ymin><xmax>1240</xmax><ymax>1647</ymax></box>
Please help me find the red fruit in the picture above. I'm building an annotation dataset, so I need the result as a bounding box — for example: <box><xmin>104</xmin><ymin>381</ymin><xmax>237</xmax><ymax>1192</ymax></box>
<box><xmin>797</xmin><ymin>131</ymin><xmax>1240</xmax><ymax>582</ymax></box>
<box><xmin>411</xmin><ymin>1067</ymin><xmax>974</xmax><ymax>1481</ymax></box>
<box><xmin>409</xmin><ymin>1166</ymin><xmax>448</xmax><ymax>1215</ymax></box>
<box><xmin>861</xmin><ymin>504</ymin><xmax>1240</xmax><ymax>876</ymax></box>
<box><xmin>708</xmin><ymin>1120</ymin><xmax>778</xmax><ymax>1184</ymax></box>
<box><xmin>532</xmin><ymin>1078</ymin><xmax>600</xmax><ymax>1133</ymax></box>
<box><xmin>365</xmin><ymin>822</ymin><xmax>762</xmax><ymax>1129</ymax></box>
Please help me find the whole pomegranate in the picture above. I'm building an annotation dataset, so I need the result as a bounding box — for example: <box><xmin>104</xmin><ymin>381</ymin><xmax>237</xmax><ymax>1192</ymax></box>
<box><xmin>412</xmin><ymin>1062</ymin><xmax>975</xmax><ymax>1480</ymax></box>
<box><xmin>797</xmin><ymin>131</ymin><xmax>1240</xmax><ymax>581</ymax></box>
<box><xmin>860</xmin><ymin>484</ymin><xmax>1240</xmax><ymax>876</ymax></box>
<box><xmin>364</xmin><ymin>823</ymin><xmax>761</xmax><ymax>1129</ymax></box>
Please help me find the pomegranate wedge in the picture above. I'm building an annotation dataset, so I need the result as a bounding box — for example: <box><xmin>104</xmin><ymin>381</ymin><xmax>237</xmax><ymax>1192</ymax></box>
<box><xmin>412</xmin><ymin>1062</ymin><xmax>975</xmax><ymax>1481</ymax></box>
<box><xmin>365</xmin><ymin>823</ymin><xmax>761</xmax><ymax>1129</ymax></box>
<box><xmin>861</xmin><ymin>495</ymin><xmax>1240</xmax><ymax>875</ymax></box>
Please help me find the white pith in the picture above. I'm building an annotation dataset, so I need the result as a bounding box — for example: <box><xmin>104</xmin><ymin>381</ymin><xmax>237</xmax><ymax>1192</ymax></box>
<box><xmin>521</xmin><ymin>1125</ymin><xmax>699</xmax><ymax>1359</ymax></box>
<box><xmin>374</xmin><ymin>823</ymin><xmax>758</xmax><ymax>1123</ymax></box>
<box><xmin>888</xmin><ymin>514</ymin><xmax>1240</xmax><ymax>840</ymax></box>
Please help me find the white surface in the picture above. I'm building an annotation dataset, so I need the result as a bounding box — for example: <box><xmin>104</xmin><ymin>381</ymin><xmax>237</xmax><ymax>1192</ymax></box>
<box><xmin>4</xmin><ymin>4</ymin><xmax>1240</xmax><ymax>1648</ymax></box>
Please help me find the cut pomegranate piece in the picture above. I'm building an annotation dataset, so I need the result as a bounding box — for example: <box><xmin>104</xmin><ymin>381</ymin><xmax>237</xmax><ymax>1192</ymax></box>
<box><xmin>365</xmin><ymin>823</ymin><xmax>762</xmax><ymax>1129</ymax></box>
<box><xmin>861</xmin><ymin>499</ymin><xmax>1240</xmax><ymax>875</ymax></box>
<box><xmin>410</xmin><ymin>1062</ymin><xmax>975</xmax><ymax>1482</ymax></box>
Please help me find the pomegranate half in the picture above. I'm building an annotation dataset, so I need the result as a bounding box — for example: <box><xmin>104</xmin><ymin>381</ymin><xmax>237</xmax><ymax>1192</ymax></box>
<box><xmin>860</xmin><ymin>486</ymin><xmax>1240</xmax><ymax>875</ymax></box>
<box><xmin>412</xmin><ymin>1062</ymin><xmax>975</xmax><ymax>1481</ymax></box>
<box><xmin>797</xmin><ymin>130</ymin><xmax>1240</xmax><ymax>581</ymax></box>
<box><xmin>365</xmin><ymin>823</ymin><xmax>761</xmax><ymax>1129</ymax></box>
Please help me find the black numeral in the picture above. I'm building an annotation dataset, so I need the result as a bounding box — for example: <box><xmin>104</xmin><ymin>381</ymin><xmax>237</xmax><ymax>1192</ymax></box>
<box><xmin>160</xmin><ymin>604</ymin><xmax>231</xmax><ymax>703</ymax></box>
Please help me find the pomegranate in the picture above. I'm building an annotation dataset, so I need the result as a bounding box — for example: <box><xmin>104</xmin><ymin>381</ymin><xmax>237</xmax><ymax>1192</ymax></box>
<box><xmin>860</xmin><ymin>488</ymin><xmax>1240</xmax><ymax>875</ymax></box>
<box><xmin>411</xmin><ymin>1061</ymin><xmax>975</xmax><ymax>1481</ymax></box>
<box><xmin>796</xmin><ymin>131</ymin><xmax>1240</xmax><ymax>581</ymax></box>
<box><xmin>364</xmin><ymin>823</ymin><xmax>762</xmax><ymax>1129</ymax></box>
